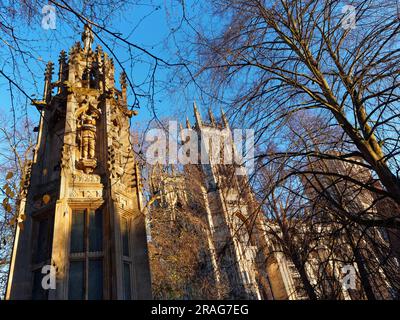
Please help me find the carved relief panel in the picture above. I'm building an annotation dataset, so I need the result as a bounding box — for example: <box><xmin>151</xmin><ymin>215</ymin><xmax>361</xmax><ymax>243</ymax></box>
<box><xmin>68</xmin><ymin>173</ymin><xmax>103</xmax><ymax>200</ymax></box>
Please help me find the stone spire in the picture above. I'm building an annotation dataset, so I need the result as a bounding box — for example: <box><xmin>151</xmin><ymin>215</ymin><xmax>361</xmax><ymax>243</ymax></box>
<box><xmin>193</xmin><ymin>100</ymin><xmax>202</xmax><ymax>127</ymax></box>
<box><xmin>221</xmin><ymin>108</ymin><xmax>229</xmax><ymax>128</ymax></box>
<box><xmin>43</xmin><ymin>61</ymin><xmax>54</xmax><ymax>103</ymax></box>
<box><xmin>186</xmin><ymin>117</ymin><xmax>191</xmax><ymax>129</ymax></box>
<box><xmin>208</xmin><ymin>108</ymin><xmax>216</xmax><ymax>126</ymax></box>
<box><xmin>179</xmin><ymin>123</ymin><xmax>185</xmax><ymax>143</ymax></box>
<box><xmin>120</xmin><ymin>72</ymin><xmax>127</xmax><ymax>105</ymax></box>
<box><xmin>57</xmin><ymin>50</ymin><xmax>68</xmax><ymax>94</ymax></box>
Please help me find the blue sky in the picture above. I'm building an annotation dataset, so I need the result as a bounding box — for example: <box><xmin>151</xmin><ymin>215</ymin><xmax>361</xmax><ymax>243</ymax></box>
<box><xmin>0</xmin><ymin>1</ymin><xmax>207</xmax><ymax>137</ymax></box>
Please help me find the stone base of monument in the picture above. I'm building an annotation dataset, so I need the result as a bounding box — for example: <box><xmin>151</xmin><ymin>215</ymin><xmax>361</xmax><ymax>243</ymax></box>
<box><xmin>76</xmin><ymin>158</ymin><xmax>97</xmax><ymax>174</ymax></box>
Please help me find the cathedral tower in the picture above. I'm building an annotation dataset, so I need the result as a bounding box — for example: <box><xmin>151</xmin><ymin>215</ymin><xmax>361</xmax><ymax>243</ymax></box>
<box><xmin>6</xmin><ymin>25</ymin><xmax>152</xmax><ymax>300</ymax></box>
<box><xmin>184</xmin><ymin>104</ymin><xmax>299</xmax><ymax>300</ymax></box>
<box><xmin>183</xmin><ymin>104</ymin><xmax>263</xmax><ymax>299</ymax></box>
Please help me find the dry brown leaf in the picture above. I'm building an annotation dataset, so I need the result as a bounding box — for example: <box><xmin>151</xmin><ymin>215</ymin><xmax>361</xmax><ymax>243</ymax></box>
<box><xmin>6</xmin><ymin>171</ymin><xmax>13</xmax><ymax>180</ymax></box>
<box><xmin>42</xmin><ymin>194</ymin><xmax>51</xmax><ymax>204</ymax></box>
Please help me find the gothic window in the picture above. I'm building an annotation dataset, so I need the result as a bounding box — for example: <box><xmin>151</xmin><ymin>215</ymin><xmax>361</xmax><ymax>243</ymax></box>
<box><xmin>68</xmin><ymin>209</ymin><xmax>103</xmax><ymax>300</ymax></box>
<box><xmin>89</xmin><ymin>68</ymin><xmax>97</xmax><ymax>89</ymax></box>
<box><xmin>121</xmin><ymin>217</ymin><xmax>133</xmax><ymax>299</ymax></box>
<box><xmin>31</xmin><ymin>213</ymin><xmax>54</xmax><ymax>300</ymax></box>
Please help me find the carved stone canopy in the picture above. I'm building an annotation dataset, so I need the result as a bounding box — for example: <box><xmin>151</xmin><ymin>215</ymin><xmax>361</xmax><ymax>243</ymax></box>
<box><xmin>75</xmin><ymin>93</ymin><xmax>101</xmax><ymax>117</ymax></box>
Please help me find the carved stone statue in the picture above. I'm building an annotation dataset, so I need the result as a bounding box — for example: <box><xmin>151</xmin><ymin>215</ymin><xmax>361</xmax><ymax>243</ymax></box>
<box><xmin>82</xmin><ymin>24</ymin><xmax>94</xmax><ymax>53</ymax></box>
<box><xmin>76</xmin><ymin>102</ymin><xmax>101</xmax><ymax>173</ymax></box>
<box><xmin>80</xmin><ymin>112</ymin><xmax>97</xmax><ymax>159</ymax></box>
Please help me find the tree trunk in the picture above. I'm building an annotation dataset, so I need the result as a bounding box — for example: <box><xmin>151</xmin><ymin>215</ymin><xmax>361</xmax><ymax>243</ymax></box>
<box><xmin>354</xmin><ymin>248</ymin><xmax>376</xmax><ymax>300</ymax></box>
<box><xmin>290</xmin><ymin>252</ymin><xmax>318</xmax><ymax>300</ymax></box>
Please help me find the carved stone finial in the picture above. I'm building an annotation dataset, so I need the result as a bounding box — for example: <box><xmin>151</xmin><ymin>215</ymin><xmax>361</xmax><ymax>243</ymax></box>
<box><xmin>82</xmin><ymin>24</ymin><xmax>94</xmax><ymax>53</ymax></box>
<box><xmin>58</xmin><ymin>51</ymin><xmax>68</xmax><ymax>93</ymax></box>
<box><xmin>186</xmin><ymin>117</ymin><xmax>191</xmax><ymax>129</ymax></box>
<box><xmin>120</xmin><ymin>72</ymin><xmax>127</xmax><ymax>88</ymax></box>
<box><xmin>193</xmin><ymin>100</ymin><xmax>202</xmax><ymax>127</ymax></box>
<box><xmin>120</xmin><ymin>72</ymin><xmax>128</xmax><ymax>105</ymax></box>
<box><xmin>208</xmin><ymin>108</ymin><xmax>216</xmax><ymax>126</ymax></box>
<box><xmin>69</xmin><ymin>42</ymin><xmax>81</xmax><ymax>57</ymax></box>
<box><xmin>58</xmin><ymin>50</ymin><xmax>67</xmax><ymax>63</ymax></box>
<box><xmin>179</xmin><ymin>123</ymin><xmax>188</xmax><ymax>144</ymax></box>
<box><xmin>73</xmin><ymin>41</ymin><xmax>81</xmax><ymax>52</ymax></box>
<box><xmin>43</xmin><ymin>62</ymin><xmax>54</xmax><ymax>102</ymax></box>
<box><xmin>45</xmin><ymin>61</ymin><xmax>54</xmax><ymax>79</ymax></box>
<box><xmin>95</xmin><ymin>44</ymin><xmax>103</xmax><ymax>55</ymax></box>
<box><xmin>221</xmin><ymin>108</ymin><xmax>229</xmax><ymax>128</ymax></box>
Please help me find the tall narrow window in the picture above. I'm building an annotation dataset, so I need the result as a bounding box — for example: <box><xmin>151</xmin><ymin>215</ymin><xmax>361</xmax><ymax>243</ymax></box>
<box><xmin>32</xmin><ymin>214</ymin><xmax>54</xmax><ymax>300</ymax></box>
<box><xmin>121</xmin><ymin>217</ymin><xmax>130</xmax><ymax>257</ymax></box>
<box><xmin>123</xmin><ymin>263</ymin><xmax>132</xmax><ymax>300</ymax></box>
<box><xmin>89</xmin><ymin>209</ymin><xmax>103</xmax><ymax>252</ymax></box>
<box><xmin>88</xmin><ymin>259</ymin><xmax>103</xmax><ymax>300</ymax></box>
<box><xmin>68</xmin><ymin>208</ymin><xmax>103</xmax><ymax>300</ymax></box>
<box><xmin>35</xmin><ymin>217</ymin><xmax>53</xmax><ymax>263</ymax></box>
<box><xmin>32</xmin><ymin>269</ymin><xmax>48</xmax><ymax>300</ymax></box>
<box><xmin>121</xmin><ymin>217</ymin><xmax>132</xmax><ymax>299</ymax></box>
<box><xmin>70</xmin><ymin>210</ymin><xmax>85</xmax><ymax>253</ymax></box>
<box><xmin>68</xmin><ymin>261</ymin><xmax>84</xmax><ymax>300</ymax></box>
